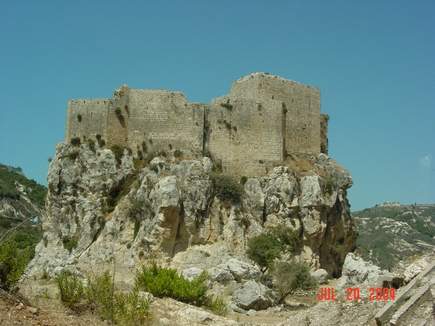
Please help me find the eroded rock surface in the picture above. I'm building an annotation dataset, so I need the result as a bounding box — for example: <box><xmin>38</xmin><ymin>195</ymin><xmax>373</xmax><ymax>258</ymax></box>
<box><xmin>21</xmin><ymin>144</ymin><xmax>356</xmax><ymax>304</ymax></box>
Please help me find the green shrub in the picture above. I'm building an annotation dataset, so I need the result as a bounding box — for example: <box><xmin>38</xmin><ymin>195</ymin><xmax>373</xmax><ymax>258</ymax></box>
<box><xmin>86</xmin><ymin>271</ymin><xmax>114</xmax><ymax>320</ymax></box>
<box><xmin>56</xmin><ymin>270</ymin><xmax>150</xmax><ymax>323</ymax></box>
<box><xmin>104</xmin><ymin>173</ymin><xmax>139</xmax><ymax>213</ymax></box>
<box><xmin>67</xmin><ymin>151</ymin><xmax>79</xmax><ymax>161</ymax></box>
<box><xmin>141</xmin><ymin>141</ymin><xmax>148</xmax><ymax>154</ymax></box>
<box><xmin>56</xmin><ymin>271</ymin><xmax>84</xmax><ymax>308</ymax></box>
<box><xmin>271</xmin><ymin>226</ymin><xmax>301</xmax><ymax>253</ymax></box>
<box><xmin>87</xmin><ymin>139</ymin><xmax>96</xmax><ymax>153</ymax></box>
<box><xmin>135</xmin><ymin>264</ymin><xmax>208</xmax><ymax>306</ymax></box>
<box><xmin>247</xmin><ymin>233</ymin><xmax>281</xmax><ymax>271</ymax></box>
<box><xmin>110</xmin><ymin>145</ymin><xmax>125</xmax><ymax>165</ymax></box>
<box><xmin>206</xmin><ymin>296</ymin><xmax>227</xmax><ymax>316</ymax></box>
<box><xmin>129</xmin><ymin>198</ymin><xmax>144</xmax><ymax>218</ymax></box>
<box><xmin>62</xmin><ymin>236</ymin><xmax>78</xmax><ymax>253</ymax></box>
<box><xmin>113</xmin><ymin>291</ymin><xmax>150</xmax><ymax>325</ymax></box>
<box><xmin>211</xmin><ymin>174</ymin><xmax>243</xmax><ymax>204</ymax></box>
<box><xmin>322</xmin><ymin>175</ymin><xmax>335</xmax><ymax>194</ymax></box>
<box><xmin>240</xmin><ymin>176</ymin><xmax>248</xmax><ymax>185</ymax></box>
<box><xmin>0</xmin><ymin>240</ymin><xmax>34</xmax><ymax>289</ymax></box>
<box><xmin>246</xmin><ymin>227</ymin><xmax>301</xmax><ymax>271</ymax></box>
<box><xmin>135</xmin><ymin>264</ymin><xmax>226</xmax><ymax>314</ymax></box>
<box><xmin>96</xmin><ymin>134</ymin><xmax>105</xmax><ymax>147</ymax></box>
<box><xmin>70</xmin><ymin>137</ymin><xmax>81</xmax><ymax>146</ymax></box>
<box><xmin>239</xmin><ymin>216</ymin><xmax>251</xmax><ymax>229</ymax></box>
<box><xmin>220</xmin><ymin>101</ymin><xmax>233</xmax><ymax>110</ymax></box>
<box><xmin>9</xmin><ymin>228</ymin><xmax>41</xmax><ymax>249</ymax></box>
<box><xmin>115</xmin><ymin>108</ymin><xmax>126</xmax><ymax>127</ymax></box>
<box><xmin>271</xmin><ymin>261</ymin><xmax>317</xmax><ymax>301</ymax></box>
<box><xmin>173</xmin><ymin>149</ymin><xmax>183</xmax><ymax>158</ymax></box>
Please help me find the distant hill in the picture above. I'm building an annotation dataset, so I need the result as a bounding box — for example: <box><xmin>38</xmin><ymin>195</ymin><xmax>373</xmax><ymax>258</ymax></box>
<box><xmin>353</xmin><ymin>203</ymin><xmax>435</xmax><ymax>271</ymax></box>
<box><xmin>0</xmin><ymin>163</ymin><xmax>46</xmax><ymax>232</ymax></box>
<box><xmin>0</xmin><ymin>164</ymin><xmax>46</xmax><ymax>207</ymax></box>
<box><xmin>0</xmin><ymin>162</ymin><xmax>47</xmax><ymax>233</ymax></box>
<box><xmin>0</xmin><ymin>164</ymin><xmax>46</xmax><ymax>288</ymax></box>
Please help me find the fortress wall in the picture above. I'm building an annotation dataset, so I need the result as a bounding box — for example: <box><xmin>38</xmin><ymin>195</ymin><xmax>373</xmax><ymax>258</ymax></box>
<box><xmin>230</xmin><ymin>73</ymin><xmax>321</xmax><ymax>155</ymax></box>
<box><xmin>65</xmin><ymin>74</ymin><xmax>326</xmax><ymax>176</ymax></box>
<box><xmin>283</xmin><ymin>85</ymin><xmax>320</xmax><ymax>155</ymax></box>
<box><xmin>66</xmin><ymin>99</ymin><xmax>110</xmax><ymax>143</ymax></box>
<box><xmin>207</xmin><ymin>97</ymin><xmax>283</xmax><ymax>176</ymax></box>
<box><xmin>126</xmin><ymin>90</ymin><xmax>204</xmax><ymax>157</ymax></box>
<box><xmin>106</xmin><ymin>87</ymin><xmax>129</xmax><ymax>147</ymax></box>
<box><xmin>320</xmin><ymin>113</ymin><xmax>329</xmax><ymax>154</ymax></box>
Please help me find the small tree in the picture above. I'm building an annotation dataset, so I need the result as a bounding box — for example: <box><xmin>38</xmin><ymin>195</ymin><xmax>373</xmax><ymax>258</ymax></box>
<box><xmin>246</xmin><ymin>227</ymin><xmax>301</xmax><ymax>272</ymax></box>
<box><xmin>211</xmin><ymin>174</ymin><xmax>243</xmax><ymax>204</ymax></box>
<box><xmin>246</xmin><ymin>233</ymin><xmax>281</xmax><ymax>272</ymax></box>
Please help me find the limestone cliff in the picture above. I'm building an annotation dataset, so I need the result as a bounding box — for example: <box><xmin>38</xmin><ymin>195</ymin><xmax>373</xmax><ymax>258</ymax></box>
<box><xmin>22</xmin><ymin>142</ymin><xmax>355</xmax><ymax>285</ymax></box>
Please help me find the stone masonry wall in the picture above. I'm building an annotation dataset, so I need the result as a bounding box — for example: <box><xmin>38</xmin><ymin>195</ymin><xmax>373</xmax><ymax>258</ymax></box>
<box><xmin>66</xmin><ymin>99</ymin><xmax>110</xmax><ymax>143</ymax></box>
<box><xmin>207</xmin><ymin>96</ymin><xmax>283</xmax><ymax>176</ymax></box>
<box><xmin>230</xmin><ymin>73</ymin><xmax>321</xmax><ymax>155</ymax></box>
<box><xmin>320</xmin><ymin>113</ymin><xmax>329</xmax><ymax>155</ymax></box>
<box><xmin>125</xmin><ymin>89</ymin><xmax>204</xmax><ymax>158</ymax></box>
<box><xmin>65</xmin><ymin>73</ymin><xmax>326</xmax><ymax>176</ymax></box>
<box><xmin>106</xmin><ymin>86</ymin><xmax>129</xmax><ymax>148</ymax></box>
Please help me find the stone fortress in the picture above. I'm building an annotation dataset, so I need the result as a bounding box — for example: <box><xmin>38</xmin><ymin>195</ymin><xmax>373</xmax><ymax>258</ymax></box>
<box><xmin>66</xmin><ymin>72</ymin><xmax>329</xmax><ymax>176</ymax></box>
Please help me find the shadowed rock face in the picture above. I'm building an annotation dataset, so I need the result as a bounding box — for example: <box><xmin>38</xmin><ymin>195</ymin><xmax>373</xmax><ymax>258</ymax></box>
<box><xmin>21</xmin><ymin>143</ymin><xmax>356</xmax><ymax>286</ymax></box>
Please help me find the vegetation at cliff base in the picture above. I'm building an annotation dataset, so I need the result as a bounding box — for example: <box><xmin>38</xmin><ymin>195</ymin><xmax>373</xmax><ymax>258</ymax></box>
<box><xmin>0</xmin><ymin>227</ymin><xmax>40</xmax><ymax>290</ymax></box>
<box><xmin>135</xmin><ymin>264</ymin><xmax>208</xmax><ymax>305</ymax></box>
<box><xmin>245</xmin><ymin>227</ymin><xmax>316</xmax><ymax>300</ymax></box>
<box><xmin>56</xmin><ymin>270</ymin><xmax>150</xmax><ymax>325</ymax></box>
<box><xmin>56</xmin><ymin>271</ymin><xmax>84</xmax><ymax>308</ymax></box>
<box><xmin>135</xmin><ymin>264</ymin><xmax>227</xmax><ymax>315</ymax></box>
<box><xmin>0</xmin><ymin>164</ymin><xmax>45</xmax><ymax>290</ymax></box>
<box><xmin>0</xmin><ymin>239</ymin><xmax>35</xmax><ymax>289</ymax></box>
<box><xmin>271</xmin><ymin>261</ymin><xmax>318</xmax><ymax>302</ymax></box>
<box><xmin>247</xmin><ymin>226</ymin><xmax>301</xmax><ymax>271</ymax></box>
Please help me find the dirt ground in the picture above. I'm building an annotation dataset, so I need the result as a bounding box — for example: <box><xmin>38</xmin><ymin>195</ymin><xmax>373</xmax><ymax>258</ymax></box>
<box><xmin>0</xmin><ymin>293</ymin><xmax>105</xmax><ymax>326</ymax></box>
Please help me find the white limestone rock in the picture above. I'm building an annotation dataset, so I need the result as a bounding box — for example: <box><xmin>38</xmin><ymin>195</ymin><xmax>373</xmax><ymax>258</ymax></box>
<box><xmin>181</xmin><ymin>267</ymin><xmax>203</xmax><ymax>281</ymax></box>
<box><xmin>311</xmin><ymin>268</ymin><xmax>329</xmax><ymax>284</ymax></box>
<box><xmin>232</xmin><ymin>280</ymin><xmax>278</xmax><ymax>310</ymax></box>
<box><xmin>337</xmin><ymin>253</ymin><xmax>393</xmax><ymax>290</ymax></box>
<box><xmin>300</xmin><ymin>175</ymin><xmax>322</xmax><ymax>207</ymax></box>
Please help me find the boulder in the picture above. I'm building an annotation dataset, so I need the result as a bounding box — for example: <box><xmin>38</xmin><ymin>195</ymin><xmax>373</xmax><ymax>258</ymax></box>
<box><xmin>337</xmin><ymin>253</ymin><xmax>393</xmax><ymax>289</ymax></box>
<box><xmin>181</xmin><ymin>267</ymin><xmax>203</xmax><ymax>281</ymax></box>
<box><xmin>310</xmin><ymin>269</ymin><xmax>328</xmax><ymax>284</ymax></box>
<box><xmin>208</xmin><ymin>258</ymin><xmax>261</xmax><ymax>283</ymax></box>
<box><xmin>225</xmin><ymin>258</ymin><xmax>261</xmax><ymax>281</ymax></box>
<box><xmin>232</xmin><ymin>280</ymin><xmax>277</xmax><ymax>310</ymax></box>
<box><xmin>209</xmin><ymin>266</ymin><xmax>234</xmax><ymax>283</ymax></box>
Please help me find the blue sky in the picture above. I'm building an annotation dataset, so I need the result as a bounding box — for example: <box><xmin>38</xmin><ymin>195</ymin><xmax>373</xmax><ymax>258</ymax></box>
<box><xmin>0</xmin><ymin>1</ymin><xmax>434</xmax><ymax>210</ymax></box>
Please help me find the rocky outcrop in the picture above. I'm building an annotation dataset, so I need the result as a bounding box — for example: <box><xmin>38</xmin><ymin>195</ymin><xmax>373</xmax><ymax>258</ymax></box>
<box><xmin>336</xmin><ymin>253</ymin><xmax>393</xmax><ymax>291</ymax></box>
<box><xmin>21</xmin><ymin>143</ymin><xmax>356</xmax><ymax>291</ymax></box>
